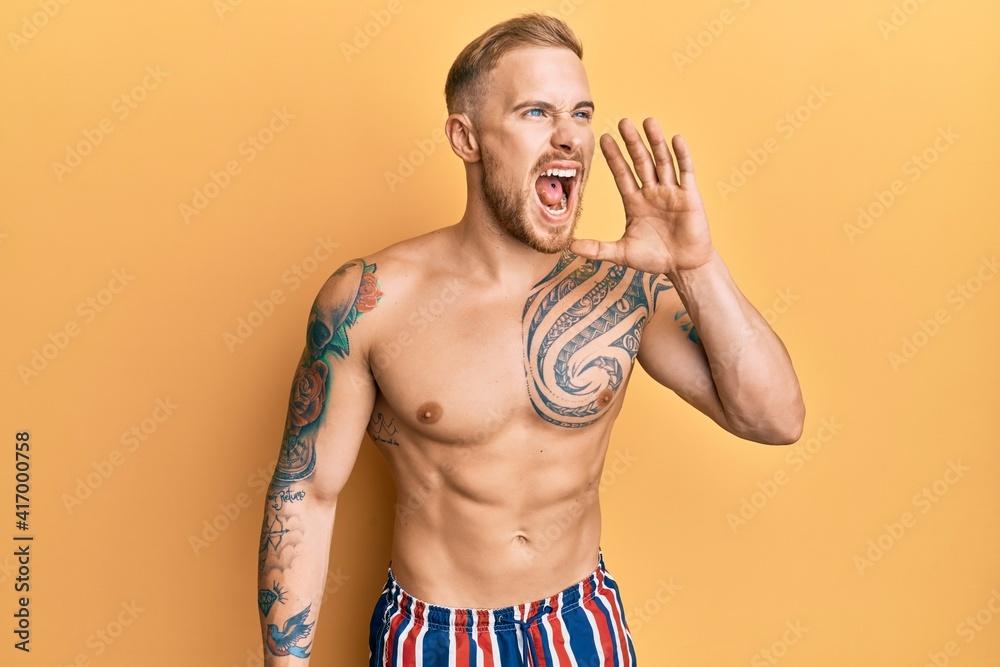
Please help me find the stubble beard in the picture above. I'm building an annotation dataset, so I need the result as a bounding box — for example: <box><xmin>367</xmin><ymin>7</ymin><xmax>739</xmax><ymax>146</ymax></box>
<box><xmin>480</xmin><ymin>146</ymin><xmax>585</xmax><ymax>254</ymax></box>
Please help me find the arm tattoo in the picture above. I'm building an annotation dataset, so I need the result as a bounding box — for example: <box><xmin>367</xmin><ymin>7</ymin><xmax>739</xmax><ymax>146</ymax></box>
<box><xmin>522</xmin><ymin>253</ymin><xmax>651</xmax><ymax>428</ymax></box>
<box><xmin>650</xmin><ymin>273</ymin><xmax>701</xmax><ymax>344</ymax></box>
<box><xmin>258</xmin><ymin>511</ymin><xmax>290</xmax><ymax>573</ymax></box>
<box><xmin>258</xmin><ymin>582</ymin><xmax>287</xmax><ymax>616</ymax></box>
<box><xmin>265</xmin><ymin>604</ymin><xmax>314</xmax><ymax>658</ymax></box>
<box><xmin>673</xmin><ymin>309</ymin><xmax>701</xmax><ymax>345</ymax></box>
<box><xmin>267</xmin><ymin>486</ymin><xmax>306</xmax><ymax>511</ymax></box>
<box><xmin>272</xmin><ymin>259</ymin><xmax>382</xmax><ymax>488</ymax></box>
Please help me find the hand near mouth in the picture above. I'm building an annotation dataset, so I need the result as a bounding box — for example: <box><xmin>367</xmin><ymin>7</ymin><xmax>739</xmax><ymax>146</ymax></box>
<box><xmin>569</xmin><ymin>117</ymin><xmax>715</xmax><ymax>277</ymax></box>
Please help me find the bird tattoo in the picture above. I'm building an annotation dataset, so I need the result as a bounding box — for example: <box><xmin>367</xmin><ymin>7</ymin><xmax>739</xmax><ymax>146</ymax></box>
<box><xmin>266</xmin><ymin>604</ymin><xmax>314</xmax><ymax>658</ymax></box>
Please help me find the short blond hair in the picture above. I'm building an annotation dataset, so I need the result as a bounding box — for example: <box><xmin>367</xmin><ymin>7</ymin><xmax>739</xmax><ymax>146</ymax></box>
<box><xmin>445</xmin><ymin>13</ymin><xmax>583</xmax><ymax>116</ymax></box>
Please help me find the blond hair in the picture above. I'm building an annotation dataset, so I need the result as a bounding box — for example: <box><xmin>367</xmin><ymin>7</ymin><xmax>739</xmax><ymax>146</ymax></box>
<box><xmin>445</xmin><ymin>13</ymin><xmax>583</xmax><ymax>116</ymax></box>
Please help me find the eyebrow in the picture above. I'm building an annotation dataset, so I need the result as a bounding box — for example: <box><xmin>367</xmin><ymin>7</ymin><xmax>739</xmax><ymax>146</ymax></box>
<box><xmin>512</xmin><ymin>100</ymin><xmax>596</xmax><ymax>113</ymax></box>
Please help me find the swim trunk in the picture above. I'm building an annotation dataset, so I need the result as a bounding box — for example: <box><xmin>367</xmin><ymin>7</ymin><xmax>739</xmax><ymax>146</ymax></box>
<box><xmin>368</xmin><ymin>551</ymin><xmax>636</xmax><ymax>666</ymax></box>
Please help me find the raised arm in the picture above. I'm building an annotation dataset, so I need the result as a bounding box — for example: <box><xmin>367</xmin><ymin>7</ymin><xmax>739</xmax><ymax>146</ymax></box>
<box><xmin>636</xmin><ymin>264</ymin><xmax>803</xmax><ymax>444</ymax></box>
<box><xmin>258</xmin><ymin>258</ymin><xmax>382</xmax><ymax>665</ymax></box>
<box><xmin>570</xmin><ymin>118</ymin><xmax>804</xmax><ymax>444</ymax></box>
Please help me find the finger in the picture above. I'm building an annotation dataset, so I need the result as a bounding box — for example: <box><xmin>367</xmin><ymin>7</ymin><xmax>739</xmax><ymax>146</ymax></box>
<box><xmin>671</xmin><ymin>134</ymin><xmax>697</xmax><ymax>189</ymax></box>
<box><xmin>618</xmin><ymin>118</ymin><xmax>658</xmax><ymax>187</ymax></box>
<box><xmin>600</xmin><ymin>132</ymin><xmax>640</xmax><ymax>197</ymax></box>
<box><xmin>569</xmin><ymin>238</ymin><xmax>627</xmax><ymax>265</ymax></box>
<box><xmin>642</xmin><ymin>117</ymin><xmax>678</xmax><ymax>186</ymax></box>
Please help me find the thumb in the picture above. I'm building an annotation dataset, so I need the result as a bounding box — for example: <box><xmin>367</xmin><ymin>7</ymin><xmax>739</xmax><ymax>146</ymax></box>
<box><xmin>569</xmin><ymin>238</ymin><xmax>624</xmax><ymax>263</ymax></box>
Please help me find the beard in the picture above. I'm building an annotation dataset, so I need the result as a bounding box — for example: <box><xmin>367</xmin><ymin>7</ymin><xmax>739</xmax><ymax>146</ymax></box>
<box><xmin>480</xmin><ymin>146</ymin><xmax>585</xmax><ymax>254</ymax></box>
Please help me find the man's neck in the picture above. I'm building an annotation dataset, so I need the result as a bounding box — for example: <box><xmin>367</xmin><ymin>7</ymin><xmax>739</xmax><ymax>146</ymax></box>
<box><xmin>449</xmin><ymin>208</ymin><xmax>567</xmax><ymax>292</ymax></box>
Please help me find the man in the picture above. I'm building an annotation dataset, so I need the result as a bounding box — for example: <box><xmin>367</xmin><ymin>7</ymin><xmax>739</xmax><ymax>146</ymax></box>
<box><xmin>257</xmin><ymin>13</ymin><xmax>804</xmax><ymax>666</ymax></box>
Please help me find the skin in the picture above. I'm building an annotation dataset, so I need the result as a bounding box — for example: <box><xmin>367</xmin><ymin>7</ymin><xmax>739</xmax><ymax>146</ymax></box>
<box><xmin>258</xmin><ymin>45</ymin><xmax>804</xmax><ymax>664</ymax></box>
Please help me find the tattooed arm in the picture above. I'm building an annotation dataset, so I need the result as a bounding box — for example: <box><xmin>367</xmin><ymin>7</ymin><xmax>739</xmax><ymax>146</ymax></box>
<box><xmin>636</xmin><ymin>267</ymin><xmax>804</xmax><ymax>445</ymax></box>
<box><xmin>571</xmin><ymin>118</ymin><xmax>803</xmax><ymax>444</ymax></box>
<box><xmin>258</xmin><ymin>259</ymin><xmax>382</xmax><ymax>664</ymax></box>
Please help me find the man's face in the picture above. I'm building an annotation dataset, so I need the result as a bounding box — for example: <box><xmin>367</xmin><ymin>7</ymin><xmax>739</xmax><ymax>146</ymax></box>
<box><xmin>474</xmin><ymin>46</ymin><xmax>596</xmax><ymax>254</ymax></box>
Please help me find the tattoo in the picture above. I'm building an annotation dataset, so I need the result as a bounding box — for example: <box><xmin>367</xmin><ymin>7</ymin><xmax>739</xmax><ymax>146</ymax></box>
<box><xmin>367</xmin><ymin>411</ymin><xmax>400</xmax><ymax>446</ymax></box>
<box><xmin>259</xmin><ymin>513</ymin><xmax>289</xmax><ymax>573</ymax></box>
<box><xmin>674</xmin><ymin>309</ymin><xmax>701</xmax><ymax>345</ymax></box>
<box><xmin>522</xmin><ymin>253</ymin><xmax>651</xmax><ymax>428</ymax></box>
<box><xmin>272</xmin><ymin>259</ymin><xmax>382</xmax><ymax>488</ymax></box>
<box><xmin>647</xmin><ymin>273</ymin><xmax>674</xmax><ymax>309</ymax></box>
<box><xmin>265</xmin><ymin>604</ymin><xmax>314</xmax><ymax>658</ymax></box>
<box><xmin>258</xmin><ymin>581</ymin><xmax>287</xmax><ymax>616</ymax></box>
<box><xmin>267</xmin><ymin>487</ymin><xmax>306</xmax><ymax>511</ymax></box>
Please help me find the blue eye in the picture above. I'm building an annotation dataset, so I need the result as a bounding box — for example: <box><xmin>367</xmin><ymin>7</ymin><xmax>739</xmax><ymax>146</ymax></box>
<box><xmin>527</xmin><ymin>108</ymin><xmax>543</xmax><ymax>117</ymax></box>
<box><xmin>574</xmin><ymin>111</ymin><xmax>592</xmax><ymax>120</ymax></box>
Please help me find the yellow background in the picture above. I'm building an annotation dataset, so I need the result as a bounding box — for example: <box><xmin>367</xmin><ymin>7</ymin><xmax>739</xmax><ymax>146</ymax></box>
<box><xmin>2</xmin><ymin>0</ymin><xmax>998</xmax><ymax>664</ymax></box>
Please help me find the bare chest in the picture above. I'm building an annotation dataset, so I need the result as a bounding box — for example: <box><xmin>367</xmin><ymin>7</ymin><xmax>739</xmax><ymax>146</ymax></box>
<box><xmin>369</xmin><ymin>258</ymin><xmax>655</xmax><ymax>443</ymax></box>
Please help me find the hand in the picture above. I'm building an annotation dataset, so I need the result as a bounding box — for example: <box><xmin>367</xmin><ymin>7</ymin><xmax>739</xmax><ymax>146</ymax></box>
<box><xmin>570</xmin><ymin>118</ymin><xmax>714</xmax><ymax>276</ymax></box>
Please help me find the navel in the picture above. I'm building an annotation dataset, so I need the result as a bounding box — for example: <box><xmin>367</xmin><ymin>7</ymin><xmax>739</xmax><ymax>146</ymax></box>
<box><xmin>416</xmin><ymin>401</ymin><xmax>443</xmax><ymax>424</ymax></box>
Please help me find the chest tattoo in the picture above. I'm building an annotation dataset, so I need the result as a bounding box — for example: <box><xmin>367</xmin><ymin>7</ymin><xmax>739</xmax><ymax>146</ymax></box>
<box><xmin>522</xmin><ymin>253</ymin><xmax>657</xmax><ymax>428</ymax></box>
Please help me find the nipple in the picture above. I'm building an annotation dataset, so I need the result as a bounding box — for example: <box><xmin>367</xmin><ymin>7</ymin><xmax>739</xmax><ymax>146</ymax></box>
<box><xmin>598</xmin><ymin>388</ymin><xmax>614</xmax><ymax>406</ymax></box>
<box><xmin>416</xmin><ymin>402</ymin><xmax>443</xmax><ymax>424</ymax></box>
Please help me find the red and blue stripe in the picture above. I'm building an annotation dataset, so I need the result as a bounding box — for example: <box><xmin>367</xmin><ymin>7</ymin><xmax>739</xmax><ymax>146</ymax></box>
<box><xmin>369</xmin><ymin>553</ymin><xmax>636</xmax><ymax>666</ymax></box>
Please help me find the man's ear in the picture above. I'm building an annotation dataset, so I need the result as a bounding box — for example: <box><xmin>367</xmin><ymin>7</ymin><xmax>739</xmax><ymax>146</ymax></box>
<box><xmin>445</xmin><ymin>113</ymin><xmax>480</xmax><ymax>163</ymax></box>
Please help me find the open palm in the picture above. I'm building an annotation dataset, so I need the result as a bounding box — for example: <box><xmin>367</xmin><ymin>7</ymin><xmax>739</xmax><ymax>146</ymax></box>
<box><xmin>571</xmin><ymin>118</ymin><xmax>714</xmax><ymax>276</ymax></box>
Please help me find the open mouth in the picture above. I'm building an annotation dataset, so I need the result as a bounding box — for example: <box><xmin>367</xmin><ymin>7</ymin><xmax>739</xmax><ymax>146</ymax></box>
<box><xmin>534</xmin><ymin>163</ymin><xmax>580</xmax><ymax>223</ymax></box>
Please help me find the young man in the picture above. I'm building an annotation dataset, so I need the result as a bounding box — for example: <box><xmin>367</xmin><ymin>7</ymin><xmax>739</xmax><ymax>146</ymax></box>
<box><xmin>257</xmin><ymin>14</ymin><xmax>804</xmax><ymax>666</ymax></box>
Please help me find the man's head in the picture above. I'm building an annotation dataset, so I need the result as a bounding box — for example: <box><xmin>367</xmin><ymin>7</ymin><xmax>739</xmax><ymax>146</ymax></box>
<box><xmin>444</xmin><ymin>14</ymin><xmax>596</xmax><ymax>254</ymax></box>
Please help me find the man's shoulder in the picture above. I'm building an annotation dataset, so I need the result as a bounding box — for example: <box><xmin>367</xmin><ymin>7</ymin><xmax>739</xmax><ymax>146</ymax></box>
<box><xmin>351</xmin><ymin>226</ymin><xmax>452</xmax><ymax>284</ymax></box>
<box><xmin>309</xmin><ymin>228</ymin><xmax>451</xmax><ymax>321</ymax></box>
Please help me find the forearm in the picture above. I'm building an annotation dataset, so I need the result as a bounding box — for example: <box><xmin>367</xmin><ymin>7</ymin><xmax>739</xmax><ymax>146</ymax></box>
<box><xmin>668</xmin><ymin>250</ymin><xmax>804</xmax><ymax>443</ymax></box>
<box><xmin>258</xmin><ymin>480</ymin><xmax>337</xmax><ymax>665</ymax></box>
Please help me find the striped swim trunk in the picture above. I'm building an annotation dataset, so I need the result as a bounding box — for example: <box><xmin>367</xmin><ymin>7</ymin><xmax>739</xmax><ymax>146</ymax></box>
<box><xmin>368</xmin><ymin>552</ymin><xmax>636</xmax><ymax>666</ymax></box>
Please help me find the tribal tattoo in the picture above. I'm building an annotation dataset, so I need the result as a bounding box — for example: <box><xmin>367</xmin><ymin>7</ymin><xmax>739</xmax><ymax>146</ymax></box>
<box><xmin>522</xmin><ymin>253</ymin><xmax>682</xmax><ymax>428</ymax></box>
<box><xmin>272</xmin><ymin>259</ymin><xmax>382</xmax><ymax>488</ymax></box>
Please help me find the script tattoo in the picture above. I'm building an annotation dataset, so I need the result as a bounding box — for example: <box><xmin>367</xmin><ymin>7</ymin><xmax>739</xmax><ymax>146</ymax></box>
<box><xmin>272</xmin><ymin>259</ymin><xmax>382</xmax><ymax>488</ymax></box>
<box><xmin>523</xmin><ymin>252</ymin><xmax>664</xmax><ymax>428</ymax></box>
<box><xmin>267</xmin><ymin>487</ymin><xmax>306</xmax><ymax>511</ymax></box>
<box><xmin>367</xmin><ymin>411</ymin><xmax>400</xmax><ymax>446</ymax></box>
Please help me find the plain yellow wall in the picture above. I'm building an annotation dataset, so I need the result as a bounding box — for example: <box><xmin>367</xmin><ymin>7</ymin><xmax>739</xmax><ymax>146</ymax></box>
<box><xmin>2</xmin><ymin>0</ymin><xmax>999</xmax><ymax>665</ymax></box>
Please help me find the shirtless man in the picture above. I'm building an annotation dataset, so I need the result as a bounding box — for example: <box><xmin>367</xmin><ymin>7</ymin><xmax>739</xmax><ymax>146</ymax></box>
<box><xmin>257</xmin><ymin>14</ymin><xmax>804</xmax><ymax>666</ymax></box>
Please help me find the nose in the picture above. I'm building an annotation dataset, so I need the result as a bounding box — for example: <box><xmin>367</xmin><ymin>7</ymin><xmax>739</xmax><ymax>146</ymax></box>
<box><xmin>550</xmin><ymin>114</ymin><xmax>586</xmax><ymax>154</ymax></box>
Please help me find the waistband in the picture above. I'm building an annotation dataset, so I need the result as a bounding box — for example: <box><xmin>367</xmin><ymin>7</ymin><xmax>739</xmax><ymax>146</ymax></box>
<box><xmin>382</xmin><ymin>551</ymin><xmax>614</xmax><ymax>632</ymax></box>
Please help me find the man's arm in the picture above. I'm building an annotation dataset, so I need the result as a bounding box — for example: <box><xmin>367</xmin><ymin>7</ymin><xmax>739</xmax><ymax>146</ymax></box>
<box><xmin>257</xmin><ymin>258</ymin><xmax>382</xmax><ymax>665</ymax></box>
<box><xmin>636</xmin><ymin>262</ymin><xmax>804</xmax><ymax>444</ymax></box>
<box><xmin>571</xmin><ymin>117</ymin><xmax>804</xmax><ymax>444</ymax></box>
